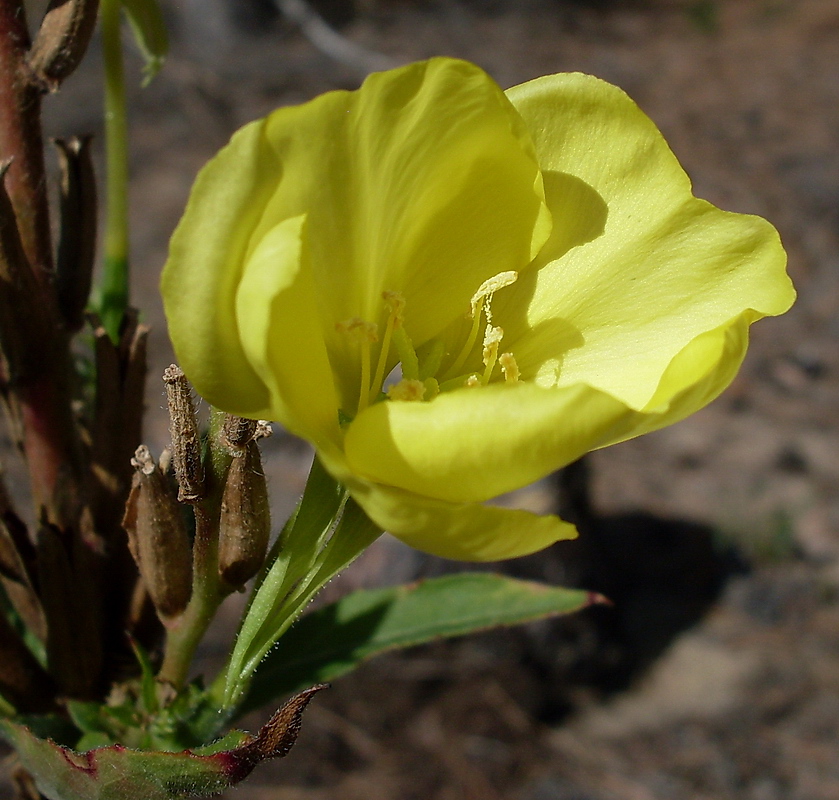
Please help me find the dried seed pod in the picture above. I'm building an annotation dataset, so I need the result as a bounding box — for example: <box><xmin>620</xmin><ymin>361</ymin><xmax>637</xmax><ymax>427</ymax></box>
<box><xmin>53</xmin><ymin>136</ymin><xmax>96</xmax><ymax>332</ymax></box>
<box><xmin>123</xmin><ymin>445</ymin><xmax>193</xmax><ymax>619</ymax></box>
<box><xmin>222</xmin><ymin>414</ymin><xmax>257</xmax><ymax>450</ymax></box>
<box><xmin>163</xmin><ymin>365</ymin><xmax>205</xmax><ymax>502</ymax></box>
<box><xmin>27</xmin><ymin>0</ymin><xmax>100</xmax><ymax>91</ymax></box>
<box><xmin>218</xmin><ymin>441</ymin><xmax>270</xmax><ymax>588</ymax></box>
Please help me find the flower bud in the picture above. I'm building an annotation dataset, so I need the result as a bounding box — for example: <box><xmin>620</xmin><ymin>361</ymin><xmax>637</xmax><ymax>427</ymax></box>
<box><xmin>123</xmin><ymin>445</ymin><xmax>193</xmax><ymax>619</ymax></box>
<box><xmin>218</xmin><ymin>441</ymin><xmax>270</xmax><ymax>588</ymax></box>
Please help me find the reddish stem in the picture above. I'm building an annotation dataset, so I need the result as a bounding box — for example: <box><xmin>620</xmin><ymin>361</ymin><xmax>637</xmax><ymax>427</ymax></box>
<box><xmin>0</xmin><ymin>0</ymin><xmax>53</xmax><ymax>280</ymax></box>
<box><xmin>0</xmin><ymin>0</ymin><xmax>82</xmax><ymax>526</ymax></box>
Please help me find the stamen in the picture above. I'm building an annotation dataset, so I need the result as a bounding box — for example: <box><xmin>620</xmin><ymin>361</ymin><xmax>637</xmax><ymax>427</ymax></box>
<box><xmin>387</xmin><ymin>379</ymin><xmax>426</xmax><ymax>402</ymax></box>
<box><xmin>481</xmin><ymin>325</ymin><xmax>503</xmax><ymax>385</ymax></box>
<box><xmin>448</xmin><ymin>271</ymin><xmax>519</xmax><ymax>377</ymax></box>
<box><xmin>369</xmin><ymin>291</ymin><xmax>405</xmax><ymax>403</ymax></box>
<box><xmin>393</xmin><ymin>327</ymin><xmax>419</xmax><ymax>381</ymax></box>
<box><xmin>464</xmin><ymin>374</ymin><xmax>481</xmax><ymax>388</ymax></box>
<box><xmin>499</xmin><ymin>352</ymin><xmax>520</xmax><ymax>384</ymax></box>
<box><xmin>446</xmin><ymin>308</ymin><xmax>483</xmax><ymax>377</ymax></box>
<box><xmin>336</xmin><ymin>318</ymin><xmax>378</xmax><ymax>413</ymax></box>
<box><xmin>469</xmin><ymin>271</ymin><xmax>518</xmax><ymax>322</ymax></box>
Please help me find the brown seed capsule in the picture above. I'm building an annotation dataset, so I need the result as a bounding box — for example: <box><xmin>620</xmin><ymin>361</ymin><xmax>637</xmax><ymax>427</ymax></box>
<box><xmin>218</xmin><ymin>441</ymin><xmax>270</xmax><ymax>589</ymax></box>
<box><xmin>54</xmin><ymin>136</ymin><xmax>96</xmax><ymax>332</ymax></box>
<box><xmin>27</xmin><ymin>0</ymin><xmax>100</xmax><ymax>91</ymax></box>
<box><xmin>222</xmin><ymin>414</ymin><xmax>258</xmax><ymax>450</ymax></box>
<box><xmin>123</xmin><ymin>445</ymin><xmax>193</xmax><ymax>619</ymax></box>
<box><xmin>163</xmin><ymin>365</ymin><xmax>205</xmax><ymax>503</ymax></box>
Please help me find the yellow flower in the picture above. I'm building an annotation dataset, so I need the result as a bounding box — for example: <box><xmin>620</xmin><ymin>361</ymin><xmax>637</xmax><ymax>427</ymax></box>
<box><xmin>161</xmin><ymin>58</ymin><xmax>794</xmax><ymax>561</ymax></box>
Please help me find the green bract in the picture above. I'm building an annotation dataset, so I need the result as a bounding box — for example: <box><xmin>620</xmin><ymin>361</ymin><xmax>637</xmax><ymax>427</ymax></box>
<box><xmin>161</xmin><ymin>58</ymin><xmax>794</xmax><ymax>561</ymax></box>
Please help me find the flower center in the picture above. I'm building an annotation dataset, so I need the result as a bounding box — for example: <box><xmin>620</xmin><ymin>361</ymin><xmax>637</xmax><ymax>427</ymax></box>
<box><xmin>336</xmin><ymin>272</ymin><xmax>521</xmax><ymax>418</ymax></box>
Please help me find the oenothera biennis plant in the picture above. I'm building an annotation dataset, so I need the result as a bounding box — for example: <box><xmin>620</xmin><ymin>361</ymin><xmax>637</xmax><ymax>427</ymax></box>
<box><xmin>162</xmin><ymin>57</ymin><xmax>794</xmax><ymax>564</ymax></box>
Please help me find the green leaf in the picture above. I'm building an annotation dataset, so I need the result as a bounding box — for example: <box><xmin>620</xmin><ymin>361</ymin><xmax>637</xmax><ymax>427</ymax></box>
<box><xmin>0</xmin><ymin>686</ymin><xmax>325</xmax><ymax>800</ymax></box>
<box><xmin>238</xmin><ymin>573</ymin><xmax>603</xmax><ymax>716</ymax></box>
<box><xmin>120</xmin><ymin>0</ymin><xmax>168</xmax><ymax>85</ymax></box>
<box><xmin>65</xmin><ymin>702</ymin><xmax>108</xmax><ymax>737</ymax></box>
<box><xmin>0</xmin><ymin>720</ymin><xmax>239</xmax><ymax>800</ymax></box>
<box><xmin>128</xmin><ymin>636</ymin><xmax>159</xmax><ymax>715</ymax></box>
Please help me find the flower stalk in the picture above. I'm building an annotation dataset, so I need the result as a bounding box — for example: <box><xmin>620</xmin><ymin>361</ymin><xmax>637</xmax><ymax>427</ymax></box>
<box><xmin>99</xmin><ymin>0</ymin><xmax>130</xmax><ymax>342</ymax></box>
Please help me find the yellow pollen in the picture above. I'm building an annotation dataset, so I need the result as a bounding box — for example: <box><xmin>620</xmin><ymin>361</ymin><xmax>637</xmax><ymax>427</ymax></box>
<box><xmin>370</xmin><ymin>290</ymin><xmax>405</xmax><ymax>403</ymax></box>
<box><xmin>469</xmin><ymin>270</ymin><xmax>518</xmax><ymax>321</ymax></box>
<box><xmin>335</xmin><ymin>318</ymin><xmax>378</xmax><ymax>342</ymax></box>
<box><xmin>382</xmin><ymin>290</ymin><xmax>406</xmax><ymax>325</ymax></box>
<box><xmin>464</xmin><ymin>374</ymin><xmax>481</xmax><ymax>388</ymax></box>
<box><xmin>481</xmin><ymin>325</ymin><xmax>503</xmax><ymax>385</ymax></box>
<box><xmin>499</xmin><ymin>352</ymin><xmax>520</xmax><ymax>384</ymax></box>
<box><xmin>448</xmin><ymin>271</ymin><xmax>518</xmax><ymax>377</ymax></box>
<box><xmin>482</xmin><ymin>326</ymin><xmax>504</xmax><ymax>363</ymax></box>
<box><xmin>387</xmin><ymin>379</ymin><xmax>426</xmax><ymax>402</ymax></box>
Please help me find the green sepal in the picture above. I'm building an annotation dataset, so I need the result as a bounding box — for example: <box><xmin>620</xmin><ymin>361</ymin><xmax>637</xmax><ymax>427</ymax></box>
<box><xmin>219</xmin><ymin>458</ymin><xmax>381</xmax><ymax>708</ymax></box>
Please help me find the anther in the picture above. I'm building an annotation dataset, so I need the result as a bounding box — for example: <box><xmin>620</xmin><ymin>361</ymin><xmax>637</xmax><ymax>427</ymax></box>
<box><xmin>449</xmin><ymin>271</ymin><xmax>518</xmax><ymax>377</ymax></box>
<box><xmin>387</xmin><ymin>379</ymin><xmax>426</xmax><ymax>402</ymax></box>
<box><xmin>469</xmin><ymin>271</ymin><xmax>518</xmax><ymax>320</ymax></box>
<box><xmin>499</xmin><ymin>352</ymin><xmax>520</xmax><ymax>384</ymax></box>
<box><xmin>383</xmin><ymin>290</ymin><xmax>405</xmax><ymax>324</ymax></box>
<box><xmin>481</xmin><ymin>325</ymin><xmax>503</xmax><ymax>385</ymax></box>
<box><xmin>335</xmin><ymin>318</ymin><xmax>378</xmax><ymax>342</ymax></box>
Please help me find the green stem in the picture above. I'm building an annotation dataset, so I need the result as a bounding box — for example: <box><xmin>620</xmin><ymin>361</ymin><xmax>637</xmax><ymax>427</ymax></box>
<box><xmin>99</xmin><ymin>0</ymin><xmax>129</xmax><ymax>342</ymax></box>
<box><xmin>157</xmin><ymin>505</ymin><xmax>225</xmax><ymax>689</ymax></box>
<box><xmin>158</xmin><ymin>411</ymin><xmax>234</xmax><ymax>688</ymax></box>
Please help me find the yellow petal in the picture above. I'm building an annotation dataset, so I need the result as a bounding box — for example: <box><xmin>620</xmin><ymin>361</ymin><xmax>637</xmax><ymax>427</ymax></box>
<box><xmin>501</xmin><ymin>73</ymin><xmax>794</xmax><ymax>410</ymax></box>
<box><xmin>252</xmin><ymin>58</ymin><xmax>550</xmax><ymax>407</ymax></box>
<box><xmin>347</xmin><ymin>479</ymin><xmax>577</xmax><ymax>561</ymax></box>
<box><xmin>344</xmin><ymin>382</ymin><xmax>639</xmax><ymax>504</ymax></box>
<box><xmin>161</xmin><ymin>119</ymin><xmax>281</xmax><ymax>416</ymax></box>
<box><xmin>235</xmin><ymin>215</ymin><xmax>341</xmax><ymax>446</ymax></box>
<box><xmin>603</xmin><ymin>309</ymin><xmax>755</xmax><ymax>446</ymax></box>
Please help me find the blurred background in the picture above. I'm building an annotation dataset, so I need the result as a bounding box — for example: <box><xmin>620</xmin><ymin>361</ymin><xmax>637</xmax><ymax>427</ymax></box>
<box><xmin>4</xmin><ymin>0</ymin><xmax>839</xmax><ymax>797</ymax></box>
